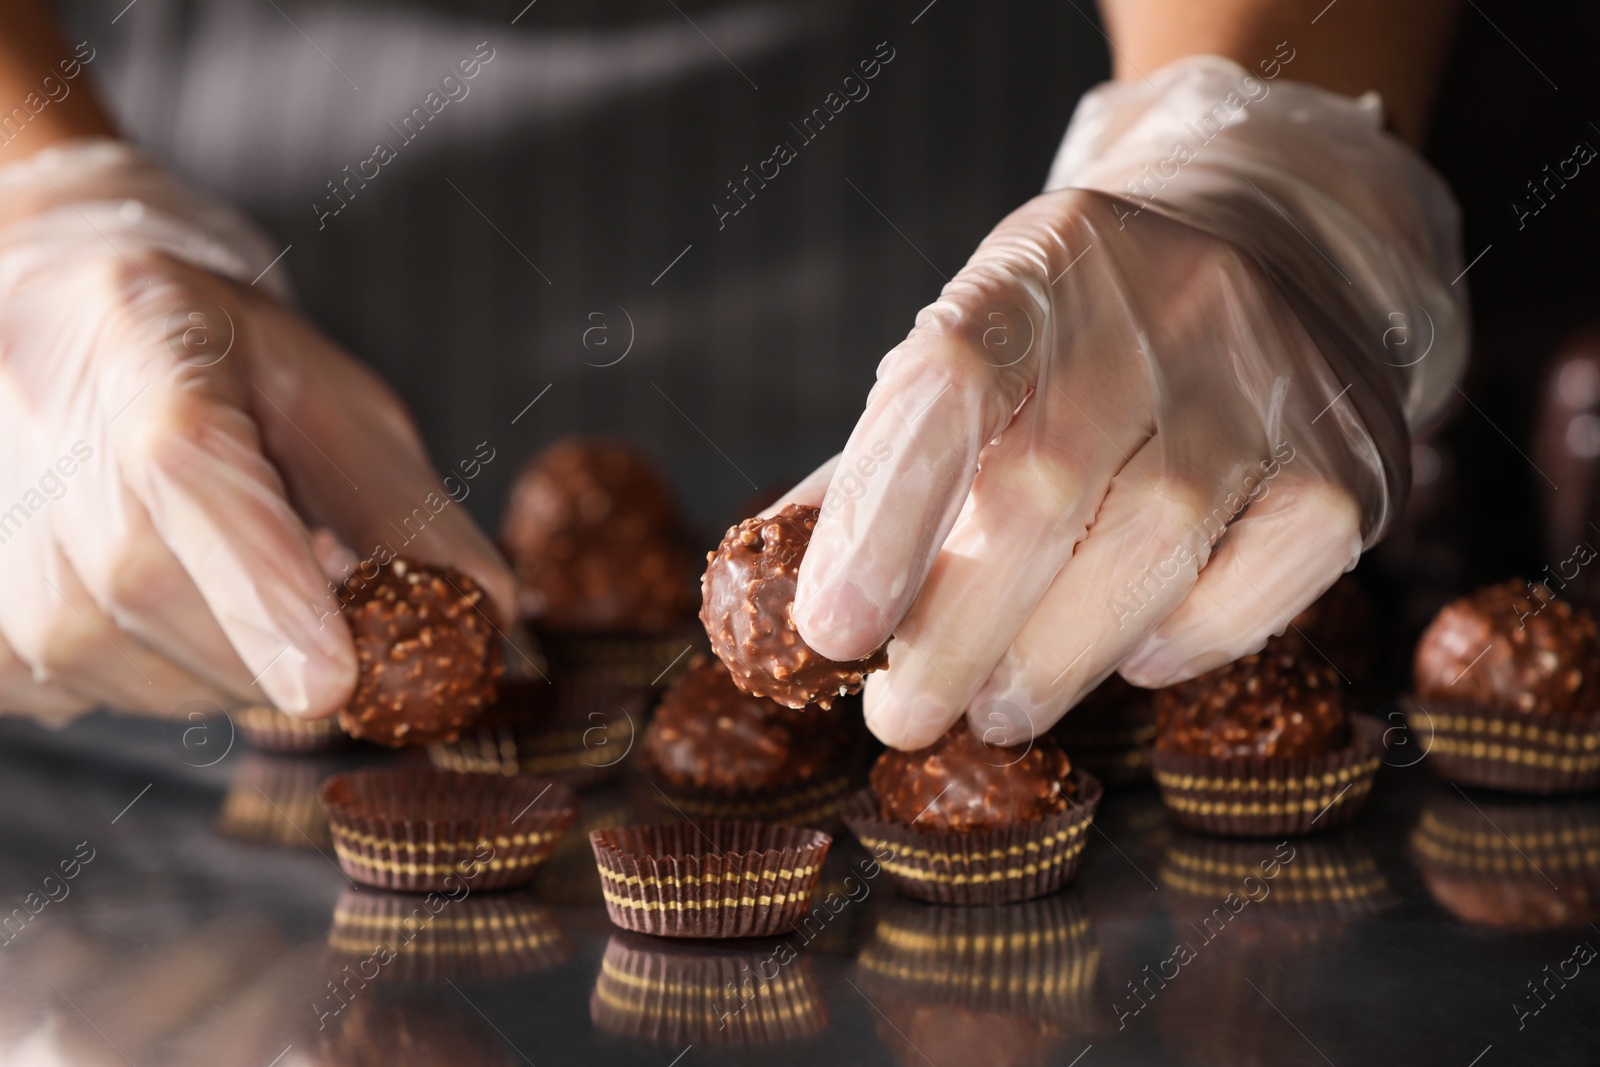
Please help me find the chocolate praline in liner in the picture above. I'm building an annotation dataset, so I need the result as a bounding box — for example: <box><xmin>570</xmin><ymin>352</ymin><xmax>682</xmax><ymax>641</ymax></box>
<box><xmin>590</xmin><ymin>821</ymin><xmax>831</xmax><ymax>938</ymax></box>
<box><xmin>1402</xmin><ymin>695</ymin><xmax>1600</xmax><ymax>795</ymax></box>
<box><xmin>235</xmin><ymin>704</ymin><xmax>351</xmax><ymax>754</ymax></box>
<box><xmin>327</xmin><ymin>887</ymin><xmax>573</xmax><ymax>982</ymax></box>
<box><xmin>590</xmin><ymin>931</ymin><xmax>826</xmax><ymax>1046</ymax></box>
<box><xmin>1148</xmin><ymin>717</ymin><xmax>1383</xmax><ymax>839</ymax></box>
<box><xmin>320</xmin><ymin>768</ymin><xmax>578</xmax><ymax>893</ymax></box>
<box><xmin>844</xmin><ymin>769</ymin><xmax>1104</xmax><ymax>906</ymax></box>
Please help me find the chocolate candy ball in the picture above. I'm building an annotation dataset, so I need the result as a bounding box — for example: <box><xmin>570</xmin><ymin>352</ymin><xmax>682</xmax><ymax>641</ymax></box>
<box><xmin>870</xmin><ymin>723</ymin><xmax>1075</xmax><ymax>832</ymax></box>
<box><xmin>337</xmin><ymin>557</ymin><xmax>503</xmax><ymax>747</ymax></box>
<box><xmin>1414</xmin><ymin>579</ymin><xmax>1600</xmax><ymax>715</ymax></box>
<box><xmin>501</xmin><ymin>437</ymin><xmax>695</xmax><ymax>633</ymax></box>
<box><xmin>700</xmin><ymin>504</ymin><xmax>887</xmax><ymax>710</ymax></box>
<box><xmin>641</xmin><ymin>655</ymin><xmax>851</xmax><ymax>792</ymax></box>
<box><xmin>1154</xmin><ymin>639</ymin><xmax>1347</xmax><ymax>760</ymax></box>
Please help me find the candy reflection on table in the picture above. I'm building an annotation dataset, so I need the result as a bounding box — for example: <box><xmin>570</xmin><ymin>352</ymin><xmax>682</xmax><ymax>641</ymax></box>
<box><xmin>325</xmin><ymin>887</ymin><xmax>573</xmax><ymax>983</ymax></box>
<box><xmin>1411</xmin><ymin>789</ymin><xmax>1600</xmax><ymax>930</ymax></box>
<box><xmin>854</xmin><ymin>896</ymin><xmax>1098</xmax><ymax>1066</ymax></box>
<box><xmin>214</xmin><ymin>752</ymin><xmax>337</xmax><ymax>850</ymax></box>
<box><xmin>590</xmin><ymin>931</ymin><xmax>827</xmax><ymax>1046</ymax></box>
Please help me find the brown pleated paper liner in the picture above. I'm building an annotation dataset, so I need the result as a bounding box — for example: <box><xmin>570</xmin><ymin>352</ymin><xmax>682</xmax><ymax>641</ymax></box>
<box><xmin>1403</xmin><ymin>695</ymin><xmax>1600</xmax><ymax>795</ymax></box>
<box><xmin>428</xmin><ymin>677</ymin><xmax>648</xmax><ymax>790</ymax></box>
<box><xmin>590</xmin><ymin>821</ymin><xmax>831</xmax><ymax>938</ymax></box>
<box><xmin>538</xmin><ymin>628</ymin><xmax>705</xmax><ymax>689</ymax></box>
<box><xmin>1148</xmin><ymin>718</ymin><xmax>1382</xmax><ymax>838</ymax></box>
<box><xmin>326</xmin><ymin>887</ymin><xmax>573</xmax><ymax>982</ymax></box>
<box><xmin>590</xmin><ymin>931</ymin><xmax>826</xmax><ymax>1045</ymax></box>
<box><xmin>215</xmin><ymin>752</ymin><xmax>332</xmax><ymax>848</ymax></box>
<box><xmin>1159</xmin><ymin>834</ymin><xmax>1394</xmax><ymax>923</ymax></box>
<box><xmin>1052</xmin><ymin>697</ymin><xmax>1157</xmax><ymax>787</ymax></box>
<box><xmin>1410</xmin><ymin>790</ymin><xmax>1600</xmax><ymax>930</ymax></box>
<box><xmin>235</xmin><ymin>704</ymin><xmax>351</xmax><ymax>754</ymax></box>
<box><xmin>843</xmin><ymin>769</ymin><xmax>1103</xmax><ymax>906</ymax></box>
<box><xmin>320</xmin><ymin>768</ymin><xmax>578</xmax><ymax>893</ymax></box>
<box><xmin>856</xmin><ymin>895</ymin><xmax>1098</xmax><ymax>1024</ymax></box>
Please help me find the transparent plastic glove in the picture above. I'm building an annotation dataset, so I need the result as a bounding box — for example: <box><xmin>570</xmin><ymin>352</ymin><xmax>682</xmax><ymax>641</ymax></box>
<box><xmin>0</xmin><ymin>139</ymin><xmax>515</xmax><ymax>723</ymax></box>
<box><xmin>782</xmin><ymin>57</ymin><xmax>1468</xmax><ymax>749</ymax></box>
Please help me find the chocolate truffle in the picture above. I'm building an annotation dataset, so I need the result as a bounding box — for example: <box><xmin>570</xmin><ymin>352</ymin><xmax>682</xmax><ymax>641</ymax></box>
<box><xmin>641</xmin><ymin>655</ymin><xmax>850</xmax><ymax>792</ymax></box>
<box><xmin>870</xmin><ymin>723</ymin><xmax>1075</xmax><ymax>832</ymax></box>
<box><xmin>701</xmin><ymin>504</ymin><xmax>887</xmax><ymax>709</ymax></box>
<box><xmin>1154</xmin><ymin>640</ymin><xmax>1347</xmax><ymax>760</ymax></box>
<box><xmin>337</xmin><ymin>557</ymin><xmax>503</xmax><ymax>746</ymax></box>
<box><xmin>501</xmin><ymin>437</ymin><xmax>696</xmax><ymax>633</ymax></box>
<box><xmin>1414</xmin><ymin>579</ymin><xmax>1600</xmax><ymax>715</ymax></box>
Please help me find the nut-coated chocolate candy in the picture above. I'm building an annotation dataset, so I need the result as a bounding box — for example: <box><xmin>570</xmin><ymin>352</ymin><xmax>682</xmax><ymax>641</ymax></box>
<box><xmin>502</xmin><ymin>437</ymin><xmax>696</xmax><ymax>633</ymax></box>
<box><xmin>1154</xmin><ymin>639</ymin><xmax>1347</xmax><ymax>759</ymax></box>
<box><xmin>641</xmin><ymin>655</ymin><xmax>850</xmax><ymax>792</ymax></box>
<box><xmin>337</xmin><ymin>557</ymin><xmax>503</xmax><ymax>747</ymax></box>
<box><xmin>870</xmin><ymin>723</ymin><xmax>1075</xmax><ymax>832</ymax></box>
<box><xmin>700</xmin><ymin>504</ymin><xmax>887</xmax><ymax>709</ymax></box>
<box><xmin>1414</xmin><ymin>579</ymin><xmax>1600</xmax><ymax>715</ymax></box>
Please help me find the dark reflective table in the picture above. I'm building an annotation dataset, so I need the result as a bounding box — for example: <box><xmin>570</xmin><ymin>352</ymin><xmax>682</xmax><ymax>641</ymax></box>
<box><xmin>1</xmin><ymin>709</ymin><xmax>1597</xmax><ymax>1066</ymax></box>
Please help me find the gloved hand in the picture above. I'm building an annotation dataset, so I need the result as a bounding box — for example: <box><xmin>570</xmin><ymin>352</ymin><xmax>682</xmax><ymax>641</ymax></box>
<box><xmin>777</xmin><ymin>57</ymin><xmax>1469</xmax><ymax>749</ymax></box>
<box><xmin>0</xmin><ymin>139</ymin><xmax>515</xmax><ymax>723</ymax></box>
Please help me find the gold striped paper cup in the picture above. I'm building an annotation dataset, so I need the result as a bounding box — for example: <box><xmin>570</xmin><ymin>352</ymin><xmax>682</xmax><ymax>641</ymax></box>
<box><xmin>1403</xmin><ymin>696</ymin><xmax>1600</xmax><ymax>795</ymax></box>
<box><xmin>590</xmin><ymin>931</ymin><xmax>826</xmax><ymax>1045</ymax></box>
<box><xmin>235</xmin><ymin>704</ymin><xmax>351</xmax><ymax>754</ymax></box>
<box><xmin>319</xmin><ymin>768</ymin><xmax>578</xmax><ymax>893</ymax></box>
<box><xmin>1148</xmin><ymin>718</ymin><xmax>1382</xmax><ymax>838</ymax></box>
<box><xmin>842</xmin><ymin>769</ymin><xmax>1103</xmax><ymax>906</ymax></box>
<box><xmin>589</xmin><ymin>821</ymin><xmax>831</xmax><ymax>938</ymax></box>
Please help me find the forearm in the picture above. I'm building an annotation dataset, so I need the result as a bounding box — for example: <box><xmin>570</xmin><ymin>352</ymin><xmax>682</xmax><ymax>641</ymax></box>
<box><xmin>0</xmin><ymin>1</ymin><xmax>115</xmax><ymax>163</ymax></box>
<box><xmin>1097</xmin><ymin>0</ymin><xmax>1461</xmax><ymax>145</ymax></box>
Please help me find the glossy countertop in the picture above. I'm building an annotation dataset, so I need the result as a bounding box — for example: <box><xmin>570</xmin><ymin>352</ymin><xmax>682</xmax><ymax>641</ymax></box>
<box><xmin>0</xmin><ymin>707</ymin><xmax>1596</xmax><ymax>1067</ymax></box>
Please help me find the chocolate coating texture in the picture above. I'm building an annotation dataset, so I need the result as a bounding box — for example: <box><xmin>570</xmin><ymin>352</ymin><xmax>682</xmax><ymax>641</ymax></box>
<box><xmin>1414</xmin><ymin>579</ymin><xmax>1600</xmax><ymax>715</ymax></box>
<box><xmin>642</xmin><ymin>655</ymin><xmax>852</xmax><ymax>791</ymax></box>
<box><xmin>501</xmin><ymin>437</ymin><xmax>696</xmax><ymax>633</ymax></box>
<box><xmin>870</xmin><ymin>723</ymin><xmax>1074</xmax><ymax>832</ymax></box>
<box><xmin>1154</xmin><ymin>641</ymin><xmax>1347</xmax><ymax>759</ymax></box>
<box><xmin>337</xmin><ymin>558</ymin><xmax>503</xmax><ymax>747</ymax></box>
<box><xmin>700</xmin><ymin>504</ymin><xmax>887</xmax><ymax>710</ymax></box>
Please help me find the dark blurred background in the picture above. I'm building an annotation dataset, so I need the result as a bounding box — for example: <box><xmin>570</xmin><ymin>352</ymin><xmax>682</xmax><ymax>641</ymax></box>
<box><xmin>47</xmin><ymin>0</ymin><xmax>1600</xmax><ymax>646</ymax></box>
